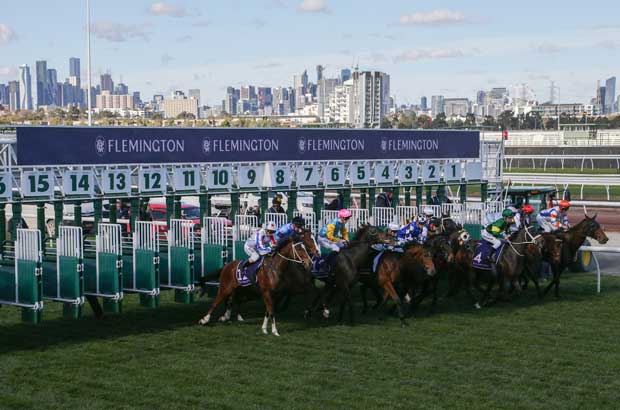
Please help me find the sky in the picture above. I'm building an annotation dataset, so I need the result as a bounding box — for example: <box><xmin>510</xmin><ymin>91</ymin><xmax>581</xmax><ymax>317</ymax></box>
<box><xmin>1</xmin><ymin>0</ymin><xmax>620</xmax><ymax>106</ymax></box>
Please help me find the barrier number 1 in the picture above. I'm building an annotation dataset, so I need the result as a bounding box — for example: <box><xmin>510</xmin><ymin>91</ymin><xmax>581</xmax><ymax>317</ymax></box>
<box><xmin>445</xmin><ymin>163</ymin><xmax>461</xmax><ymax>182</ymax></box>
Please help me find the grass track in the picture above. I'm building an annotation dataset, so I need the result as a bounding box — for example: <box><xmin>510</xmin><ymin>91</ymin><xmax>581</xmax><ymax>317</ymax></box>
<box><xmin>2</xmin><ymin>273</ymin><xmax>620</xmax><ymax>410</ymax></box>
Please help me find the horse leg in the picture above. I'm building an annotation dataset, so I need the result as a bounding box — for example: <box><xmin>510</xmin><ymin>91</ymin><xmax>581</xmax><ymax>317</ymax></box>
<box><xmin>360</xmin><ymin>283</ymin><xmax>369</xmax><ymax>314</ymax></box>
<box><xmin>232</xmin><ymin>293</ymin><xmax>244</xmax><ymax>322</ymax></box>
<box><xmin>260</xmin><ymin>290</ymin><xmax>278</xmax><ymax>336</ymax></box>
<box><xmin>218</xmin><ymin>296</ymin><xmax>232</xmax><ymax>322</ymax></box>
<box><xmin>383</xmin><ymin>281</ymin><xmax>407</xmax><ymax>327</ymax></box>
<box><xmin>198</xmin><ymin>284</ymin><xmax>232</xmax><ymax>325</ymax></box>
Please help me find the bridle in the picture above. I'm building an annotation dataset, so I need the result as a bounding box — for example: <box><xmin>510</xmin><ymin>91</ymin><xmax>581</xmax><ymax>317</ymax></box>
<box><xmin>276</xmin><ymin>239</ymin><xmax>313</xmax><ymax>266</ymax></box>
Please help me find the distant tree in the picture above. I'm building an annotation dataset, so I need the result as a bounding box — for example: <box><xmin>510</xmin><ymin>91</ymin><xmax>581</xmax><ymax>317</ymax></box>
<box><xmin>380</xmin><ymin>116</ymin><xmax>392</xmax><ymax>129</ymax></box>
<box><xmin>432</xmin><ymin>113</ymin><xmax>448</xmax><ymax>129</ymax></box>
<box><xmin>498</xmin><ymin>110</ymin><xmax>514</xmax><ymax>130</ymax></box>
<box><xmin>464</xmin><ymin>113</ymin><xmax>476</xmax><ymax>128</ymax></box>
<box><xmin>482</xmin><ymin>116</ymin><xmax>496</xmax><ymax>128</ymax></box>
<box><xmin>416</xmin><ymin>114</ymin><xmax>432</xmax><ymax>129</ymax></box>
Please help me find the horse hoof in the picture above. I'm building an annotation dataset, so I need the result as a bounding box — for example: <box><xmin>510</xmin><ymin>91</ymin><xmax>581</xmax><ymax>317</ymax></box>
<box><xmin>237</xmin><ymin>314</ymin><xmax>245</xmax><ymax>322</ymax></box>
<box><xmin>273</xmin><ymin>331</ymin><xmax>280</xmax><ymax>337</ymax></box>
<box><xmin>474</xmin><ymin>303</ymin><xmax>481</xmax><ymax>310</ymax></box>
<box><xmin>322</xmin><ymin>309</ymin><xmax>330</xmax><ymax>319</ymax></box>
<box><xmin>400</xmin><ymin>321</ymin><xmax>408</xmax><ymax>328</ymax></box>
<box><xmin>262</xmin><ymin>329</ymin><xmax>268</xmax><ymax>335</ymax></box>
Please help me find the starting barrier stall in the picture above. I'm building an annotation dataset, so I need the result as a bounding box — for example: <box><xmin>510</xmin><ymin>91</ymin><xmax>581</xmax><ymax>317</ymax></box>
<box><xmin>372</xmin><ymin>207</ymin><xmax>395</xmax><ymax>228</ymax></box>
<box><xmin>233</xmin><ymin>215</ymin><xmax>258</xmax><ymax>260</ymax></box>
<box><xmin>0</xmin><ymin>229</ymin><xmax>43</xmax><ymax>323</ymax></box>
<box><xmin>395</xmin><ymin>206</ymin><xmax>418</xmax><ymax>226</ymax></box>
<box><xmin>264</xmin><ymin>212</ymin><xmax>288</xmax><ymax>229</ymax></box>
<box><xmin>441</xmin><ymin>203</ymin><xmax>464</xmax><ymax>225</ymax></box>
<box><xmin>294</xmin><ymin>210</ymin><xmax>317</xmax><ymax>234</ymax></box>
<box><xmin>47</xmin><ymin>226</ymin><xmax>84</xmax><ymax>318</ymax></box>
<box><xmin>129</xmin><ymin>221</ymin><xmax>160</xmax><ymax>307</ymax></box>
<box><xmin>87</xmin><ymin>223</ymin><xmax>123</xmax><ymax>312</ymax></box>
<box><xmin>0</xmin><ymin>126</ymin><xmax>498</xmax><ymax>323</ymax></box>
<box><xmin>165</xmin><ymin>219</ymin><xmax>195</xmax><ymax>303</ymax></box>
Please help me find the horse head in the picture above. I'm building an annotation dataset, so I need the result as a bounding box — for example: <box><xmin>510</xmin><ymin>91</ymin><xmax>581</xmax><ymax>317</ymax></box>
<box><xmin>298</xmin><ymin>229</ymin><xmax>320</xmax><ymax>259</ymax></box>
<box><xmin>584</xmin><ymin>214</ymin><xmax>609</xmax><ymax>244</ymax></box>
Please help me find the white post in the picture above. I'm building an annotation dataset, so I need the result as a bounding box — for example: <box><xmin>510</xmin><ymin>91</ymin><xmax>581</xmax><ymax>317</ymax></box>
<box><xmin>86</xmin><ymin>0</ymin><xmax>93</xmax><ymax>126</ymax></box>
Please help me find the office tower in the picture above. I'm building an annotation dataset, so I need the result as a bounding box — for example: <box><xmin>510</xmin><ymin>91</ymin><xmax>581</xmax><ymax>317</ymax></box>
<box><xmin>36</xmin><ymin>60</ymin><xmax>48</xmax><ymax>106</ymax></box>
<box><xmin>420</xmin><ymin>96</ymin><xmax>428</xmax><ymax>111</ymax></box>
<box><xmin>115</xmin><ymin>83</ymin><xmax>129</xmax><ymax>95</ymax></box>
<box><xmin>605</xmin><ymin>77</ymin><xmax>616</xmax><ymax>114</ymax></box>
<box><xmin>476</xmin><ymin>90</ymin><xmax>486</xmax><ymax>105</ymax></box>
<box><xmin>133</xmin><ymin>91</ymin><xmax>142</xmax><ymax>107</ymax></box>
<box><xmin>597</xmin><ymin>85</ymin><xmax>606</xmax><ymax>114</ymax></box>
<box><xmin>0</xmin><ymin>84</ymin><xmax>8</xmax><ymax>106</ymax></box>
<box><xmin>318</xmin><ymin>78</ymin><xmax>339</xmax><ymax>121</ymax></box>
<box><xmin>47</xmin><ymin>68</ymin><xmax>60</xmax><ymax>106</ymax></box>
<box><xmin>444</xmin><ymin>98</ymin><xmax>471</xmax><ymax>117</ymax></box>
<box><xmin>100</xmin><ymin>73</ymin><xmax>114</xmax><ymax>93</ymax></box>
<box><xmin>70</xmin><ymin>57</ymin><xmax>81</xmax><ymax>78</ymax></box>
<box><xmin>316</xmin><ymin>65</ymin><xmax>324</xmax><ymax>82</ymax></box>
<box><xmin>8</xmin><ymin>81</ymin><xmax>20</xmax><ymax>111</ymax></box>
<box><xmin>351</xmin><ymin>71</ymin><xmax>390</xmax><ymax>128</ymax></box>
<box><xmin>188</xmin><ymin>89</ymin><xmax>201</xmax><ymax>105</ymax></box>
<box><xmin>18</xmin><ymin>64</ymin><xmax>33</xmax><ymax>110</ymax></box>
<box><xmin>431</xmin><ymin>95</ymin><xmax>445</xmax><ymax>117</ymax></box>
<box><xmin>341</xmin><ymin>68</ymin><xmax>351</xmax><ymax>82</ymax></box>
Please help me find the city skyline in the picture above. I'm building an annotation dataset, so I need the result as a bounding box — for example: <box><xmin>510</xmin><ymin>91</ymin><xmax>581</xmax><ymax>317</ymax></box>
<box><xmin>1</xmin><ymin>0</ymin><xmax>619</xmax><ymax>105</ymax></box>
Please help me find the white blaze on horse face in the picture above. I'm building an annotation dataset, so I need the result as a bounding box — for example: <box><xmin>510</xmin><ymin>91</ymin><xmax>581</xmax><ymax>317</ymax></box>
<box><xmin>262</xmin><ymin>316</ymin><xmax>269</xmax><ymax>334</ymax></box>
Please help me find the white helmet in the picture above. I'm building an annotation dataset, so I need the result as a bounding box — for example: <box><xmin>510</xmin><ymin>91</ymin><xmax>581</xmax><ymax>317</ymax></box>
<box><xmin>265</xmin><ymin>221</ymin><xmax>277</xmax><ymax>232</ymax></box>
<box><xmin>423</xmin><ymin>207</ymin><xmax>434</xmax><ymax>216</ymax></box>
<box><xmin>459</xmin><ymin>231</ymin><xmax>471</xmax><ymax>242</ymax></box>
<box><xmin>417</xmin><ymin>215</ymin><xmax>427</xmax><ymax>224</ymax></box>
<box><xmin>388</xmin><ymin>222</ymin><xmax>400</xmax><ymax>232</ymax></box>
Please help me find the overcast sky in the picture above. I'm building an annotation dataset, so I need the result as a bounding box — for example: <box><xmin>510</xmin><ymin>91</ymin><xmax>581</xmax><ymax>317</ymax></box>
<box><xmin>1</xmin><ymin>0</ymin><xmax>619</xmax><ymax>105</ymax></box>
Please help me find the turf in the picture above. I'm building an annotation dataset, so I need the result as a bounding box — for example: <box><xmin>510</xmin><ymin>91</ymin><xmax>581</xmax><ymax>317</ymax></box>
<box><xmin>1</xmin><ymin>273</ymin><xmax>620</xmax><ymax>410</ymax></box>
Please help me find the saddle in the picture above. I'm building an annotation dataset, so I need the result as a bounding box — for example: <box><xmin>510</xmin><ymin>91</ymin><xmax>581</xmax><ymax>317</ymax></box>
<box><xmin>236</xmin><ymin>258</ymin><xmax>264</xmax><ymax>287</ymax></box>
<box><xmin>472</xmin><ymin>240</ymin><xmax>504</xmax><ymax>271</ymax></box>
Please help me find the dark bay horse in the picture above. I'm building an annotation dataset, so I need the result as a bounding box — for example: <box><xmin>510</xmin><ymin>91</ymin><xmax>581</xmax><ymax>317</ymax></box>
<box><xmin>198</xmin><ymin>230</ymin><xmax>317</xmax><ymax>336</ymax></box>
<box><xmin>542</xmin><ymin>215</ymin><xmax>608</xmax><ymax>298</ymax></box>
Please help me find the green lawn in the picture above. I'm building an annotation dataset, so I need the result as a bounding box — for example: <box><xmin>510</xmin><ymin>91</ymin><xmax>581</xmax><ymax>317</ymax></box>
<box><xmin>2</xmin><ymin>274</ymin><xmax>620</xmax><ymax>410</ymax></box>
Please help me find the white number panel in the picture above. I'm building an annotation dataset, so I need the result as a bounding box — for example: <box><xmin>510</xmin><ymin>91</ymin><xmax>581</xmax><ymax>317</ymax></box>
<box><xmin>271</xmin><ymin>165</ymin><xmax>291</xmax><ymax>188</ymax></box>
<box><xmin>21</xmin><ymin>171</ymin><xmax>54</xmax><ymax>198</ymax></box>
<box><xmin>398</xmin><ymin>163</ymin><xmax>418</xmax><ymax>185</ymax></box>
<box><xmin>296</xmin><ymin>165</ymin><xmax>320</xmax><ymax>187</ymax></box>
<box><xmin>238</xmin><ymin>165</ymin><xmax>264</xmax><ymax>189</ymax></box>
<box><xmin>466</xmin><ymin>162</ymin><xmax>483</xmax><ymax>181</ymax></box>
<box><xmin>173</xmin><ymin>167</ymin><xmax>201</xmax><ymax>192</ymax></box>
<box><xmin>102</xmin><ymin>170</ymin><xmax>132</xmax><ymax>195</ymax></box>
<box><xmin>444</xmin><ymin>162</ymin><xmax>463</xmax><ymax>182</ymax></box>
<box><xmin>324</xmin><ymin>165</ymin><xmax>345</xmax><ymax>187</ymax></box>
<box><xmin>139</xmin><ymin>169</ymin><xmax>166</xmax><ymax>194</ymax></box>
<box><xmin>375</xmin><ymin>162</ymin><xmax>394</xmax><ymax>185</ymax></box>
<box><xmin>0</xmin><ymin>172</ymin><xmax>13</xmax><ymax>199</ymax></box>
<box><xmin>208</xmin><ymin>167</ymin><xmax>232</xmax><ymax>190</ymax></box>
<box><xmin>63</xmin><ymin>171</ymin><xmax>95</xmax><ymax>196</ymax></box>
<box><xmin>422</xmin><ymin>162</ymin><xmax>440</xmax><ymax>183</ymax></box>
<box><xmin>349</xmin><ymin>163</ymin><xmax>370</xmax><ymax>186</ymax></box>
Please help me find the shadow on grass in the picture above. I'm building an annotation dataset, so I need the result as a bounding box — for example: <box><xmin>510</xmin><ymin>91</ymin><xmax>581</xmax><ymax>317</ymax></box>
<box><xmin>1</xmin><ymin>272</ymin><xmax>618</xmax><ymax>354</ymax></box>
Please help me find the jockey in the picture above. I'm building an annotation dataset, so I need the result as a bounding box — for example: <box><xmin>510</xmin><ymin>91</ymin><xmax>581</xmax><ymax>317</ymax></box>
<box><xmin>397</xmin><ymin>215</ymin><xmax>428</xmax><ymax>246</ymax></box>
<box><xmin>482</xmin><ymin>209</ymin><xmax>515</xmax><ymax>259</ymax></box>
<box><xmin>318</xmin><ymin>208</ymin><xmax>351</xmax><ymax>252</ymax></box>
<box><xmin>274</xmin><ymin>216</ymin><xmax>305</xmax><ymax>245</ymax></box>
<box><xmin>372</xmin><ymin>222</ymin><xmax>402</xmax><ymax>252</ymax></box>
<box><xmin>536</xmin><ymin>200</ymin><xmax>570</xmax><ymax>233</ymax></box>
<box><xmin>520</xmin><ymin>204</ymin><xmax>535</xmax><ymax>227</ymax></box>
<box><xmin>244</xmin><ymin>221</ymin><xmax>277</xmax><ymax>263</ymax></box>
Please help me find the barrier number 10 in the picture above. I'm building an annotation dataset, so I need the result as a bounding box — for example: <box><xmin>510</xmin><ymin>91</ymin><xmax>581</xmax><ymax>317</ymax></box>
<box><xmin>208</xmin><ymin>167</ymin><xmax>232</xmax><ymax>189</ymax></box>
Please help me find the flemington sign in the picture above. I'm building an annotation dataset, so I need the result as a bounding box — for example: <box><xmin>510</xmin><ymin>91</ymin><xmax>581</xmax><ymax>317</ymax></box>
<box><xmin>15</xmin><ymin>127</ymin><xmax>480</xmax><ymax>166</ymax></box>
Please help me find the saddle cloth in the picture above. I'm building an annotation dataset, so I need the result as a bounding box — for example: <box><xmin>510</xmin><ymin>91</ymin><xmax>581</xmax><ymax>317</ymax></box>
<box><xmin>472</xmin><ymin>241</ymin><xmax>504</xmax><ymax>271</ymax></box>
<box><xmin>311</xmin><ymin>253</ymin><xmax>338</xmax><ymax>279</ymax></box>
<box><xmin>236</xmin><ymin>258</ymin><xmax>263</xmax><ymax>287</ymax></box>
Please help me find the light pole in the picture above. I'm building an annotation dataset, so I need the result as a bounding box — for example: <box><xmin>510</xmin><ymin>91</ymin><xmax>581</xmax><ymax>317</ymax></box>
<box><xmin>86</xmin><ymin>0</ymin><xmax>93</xmax><ymax>126</ymax></box>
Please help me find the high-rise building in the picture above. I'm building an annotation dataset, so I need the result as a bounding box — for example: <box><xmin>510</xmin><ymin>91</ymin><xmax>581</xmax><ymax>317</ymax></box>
<box><xmin>47</xmin><ymin>68</ymin><xmax>60</xmax><ymax>106</ymax></box>
<box><xmin>327</xmin><ymin>79</ymin><xmax>354</xmax><ymax>124</ymax></box>
<box><xmin>341</xmin><ymin>68</ymin><xmax>351</xmax><ymax>82</ymax></box>
<box><xmin>0</xmin><ymin>83</ymin><xmax>8</xmax><ymax>106</ymax></box>
<box><xmin>36</xmin><ymin>60</ymin><xmax>48</xmax><ymax>106</ymax></box>
<box><xmin>162</xmin><ymin>95</ymin><xmax>198</xmax><ymax>118</ymax></box>
<box><xmin>188</xmin><ymin>89</ymin><xmax>201</xmax><ymax>105</ymax></box>
<box><xmin>18</xmin><ymin>65</ymin><xmax>33</xmax><ymax>110</ymax></box>
<box><xmin>223</xmin><ymin>87</ymin><xmax>238</xmax><ymax>115</ymax></box>
<box><xmin>293</xmin><ymin>71</ymin><xmax>308</xmax><ymax>90</ymax></box>
<box><xmin>605</xmin><ymin>77</ymin><xmax>616</xmax><ymax>114</ymax></box>
<box><xmin>318</xmin><ymin>78</ymin><xmax>339</xmax><ymax>121</ymax></box>
<box><xmin>351</xmin><ymin>71</ymin><xmax>390</xmax><ymax>128</ymax></box>
<box><xmin>444</xmin><ymin>98</ymin><xmax>470</xmax><ymax>117</ymax></box>
<box><xmin>8</xmin><ymin>81</ymin><xmax>20</xmax><ymax>111</ymax></box>
<box><xmin>476</xmin><ymin>90</ymin><xmax>486</xmax><ymax>105</ymax></box>
<box><xmin>101</xmin><ymin>73</ymin><xmax>114</xmax><ymax>93</ymax></box>
<box><xmin>69</xmin><ymin>58</ymin><xmax>80</xmax><ymax>77</ymax></box>
<box><xmin>431</xmin><ymin>95</ymin><xmax>445</xmax><ymax>117</ymax></box>
<box><xmin>597</xmin><ymin>85</ymin><xmax>606</xmax><ymax>114</ymax></box>
<box><xmin>115</xmin><ymin>83</ymin><xmax>129</xmax><ymax>95</ymax></box>
<box><xmin>133</xmin><ymin>91</ymin><xmax>142</xmax><ymax>107</ymax></box>
<box><xmin>316</xmin><ymin>65</ymin><xmax>324</xmax><ymax>82</ymax></box>
<box><xmin>95</xmin><ymin>90</ymin><xmax>135</xmax><ymax>111</ymax></box>
<box><xmin>257</xmin><ymin>87</ymin><xmax>272</xmax><ymax>108</ymax></box>
<box><xmin>420</xmin><ymin>96</ymin><xmax>428</xmax><ymax>111</ymax></box>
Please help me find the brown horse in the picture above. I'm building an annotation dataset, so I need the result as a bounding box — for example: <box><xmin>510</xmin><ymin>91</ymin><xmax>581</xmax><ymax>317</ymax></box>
<box><xmin>375</xmin><ymin>244</ymin><xmax>436</xmax><ymax>326</ymax></box>
<box><xmin>198</xmin><ymin>230</ymin><xmax>316</xmax><ymax>336</ymax></box>
<box><xmin>542</xmin><ymin>215</ymin><xmax>608</xmax><ymax>298</ymax></box>
<box><xmin>521</xmin><ymin>232</ymin><xmax>562</xmax><ymax>298</ymax></box>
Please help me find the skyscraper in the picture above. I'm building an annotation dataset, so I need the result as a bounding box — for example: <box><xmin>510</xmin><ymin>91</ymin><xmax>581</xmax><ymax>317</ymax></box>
<box><xmin>316</xmin><ymin>65</ymin><xmax>324</xmax><ymax>82</ymax></box>
<box><xmin>476</xmin><ymin>90</ymin><xmax>486</xmax><ymax>105</ymax></box>
<box><xmin>18</xmin><ymin>65</ymin><xmax>33</xmax><ymax>110</ymax></box>
<box><xmin>351</xmin><ymin>71</ymin><xmax>390</xmax><ymax>128</ymax></box>
<box><xmin>69</xmin><ymin>57</ymin><xmax>81</xmax><ymax>78</ymax></box>
<box><xmin>318</xmin><ymin>78</ymin><xmax>339</xmax><ymax>121</ymax></box>
<box><xmin>8</xmin><ymin>81</ymin><xmax>20</xmax><ymax>111</ymax></box>
<box><xmin>341</xmin><ymin>68</ymin><xmax>351</xmax><ymax>82</ymax></box>
<box><xmin>605</xmin><ymin>77</ymin><xmax>616</xmax><ymax>114</ymax></box>
<box><xmin>420</xmin><ymin>96</ymin><xmax>428</xmax><ymax>111</ymax></box>
<box><xmin>597</xmin><ymin>85</ymin><xmax>606</xmax><ymax>114</ymax></box>
<box><xmin>101</xmin><ymin>73</ymin><xmax>114</xmax><ymax>93</ymax></box>
<box><xmin>47</xmin><ymin>68</ymin><xmax>60</xmax><ymax>106</ymax></box>
<box><xmin>36</xmin><ymin>60</ymin><xmax>48</xmax><ymax>106</ymax></box>
<box><xmin>115</xmin><ymin>83</ymin><xmax>129</xmax><ymax>95</ymax></box>
<box><xmin>0</xmin><ymin>84</ymin><xmax>8</xmax><ymax>106</ymax></box>
<box><xmin>431</xmin><ymin>95</ymin><xmax>445</xmax><ymax>117</ymax></box>
<box><xmin>188</xmin><ymin>89</ymin><xmax>201</xmax><ymax>105</ymax></box>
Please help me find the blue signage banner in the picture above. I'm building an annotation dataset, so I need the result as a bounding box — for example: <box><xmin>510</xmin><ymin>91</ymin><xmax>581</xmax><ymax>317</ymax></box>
<box><xmin>16</xmin><ymin>126</ymin><xmax>480</xmax><ymax>166</ymax></box>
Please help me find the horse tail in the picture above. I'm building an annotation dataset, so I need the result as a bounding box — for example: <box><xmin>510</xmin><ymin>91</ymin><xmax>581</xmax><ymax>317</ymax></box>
<box><xmin>195</xmin><ymin>268</ymin><xmax>224</xmax><ymax>298</ymax></box>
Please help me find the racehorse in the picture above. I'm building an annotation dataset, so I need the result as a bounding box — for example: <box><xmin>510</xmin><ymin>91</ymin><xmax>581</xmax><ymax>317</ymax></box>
<box><xmin>520</xmin><ymin>231</ymin><xmax>562</xmax><ymax>298</ymax></box>
<box><xmin>315</xmin><ymin>224</ymin><xmax>381</xmax><ymax>324</ymax></box>
<box><xmin>541</xmin><ymin>214</ymin><xmax>608</xmax><ymax>298</ymax></box>
<box><xmin>198</xmin><ymin>230</ymin><xmax>317</xmax><ymax>336</ymax></box>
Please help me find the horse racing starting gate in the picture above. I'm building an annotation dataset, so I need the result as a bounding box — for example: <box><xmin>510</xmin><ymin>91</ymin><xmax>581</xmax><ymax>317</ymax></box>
<box><xmin>87</xmin><ymin>223</ymin><xmax>123</xmax><ymax>312</ymax></box>
<box><xmin>166</xmin><ymin>219</ymin><xmax>195</xmax><ymax>303</ymax></box>
<box><xmin>129</xmin><ymin>221</ymin><xmax>160</xmax><ymax>307</ymax></box>
<box><xmin>48</xmin><ymin>226</ymin><xmax>85</xmax><ymax>318</ymax></box>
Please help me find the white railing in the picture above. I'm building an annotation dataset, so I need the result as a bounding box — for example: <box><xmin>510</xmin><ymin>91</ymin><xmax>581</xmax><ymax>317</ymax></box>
<box><xmin>578</xmin><ymin>246</ymin><xmax>620</xmax><ymax>294</ymax></box>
